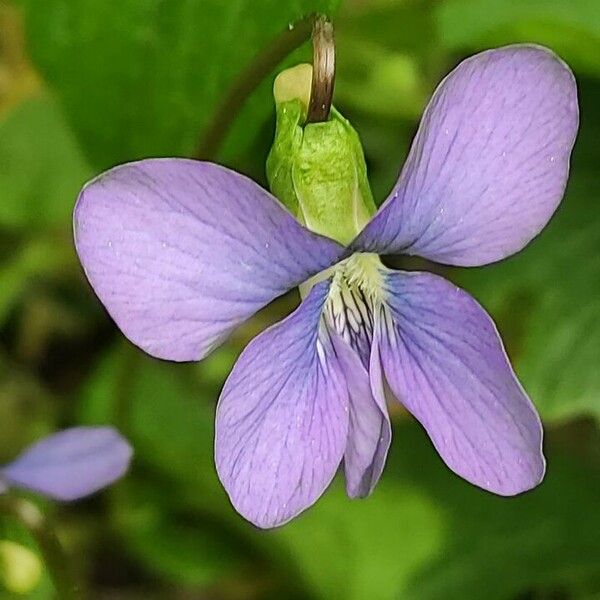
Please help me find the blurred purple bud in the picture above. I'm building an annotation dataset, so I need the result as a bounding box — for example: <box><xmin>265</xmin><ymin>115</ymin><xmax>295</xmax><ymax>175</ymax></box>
<box><xmin>1</xmin><ymin>427</ymin><xmax>133</xmax><ymax>501</ymax></box>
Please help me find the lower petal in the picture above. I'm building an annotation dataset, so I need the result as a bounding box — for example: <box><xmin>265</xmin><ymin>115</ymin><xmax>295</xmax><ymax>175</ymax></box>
<box><xmin>376</xmin><ymin>270</ymin><xmax>545</xmax><ymax>496</ymax></box>
<box><xmin>215</xmin><ymin>281</ymin><xmax>349</xmax><ymax>528</ymax></box>
<box><xmin>331</xmin><ymin>333</ymin><xmax>391</xmax><ymax>498</ymax></box>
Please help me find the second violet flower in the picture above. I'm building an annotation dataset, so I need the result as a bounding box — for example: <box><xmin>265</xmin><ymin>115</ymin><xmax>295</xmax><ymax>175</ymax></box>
<box><xmin>73</xmin><ymin>45</ymin><xmax>578</xmax><ymax>528</ymax></box>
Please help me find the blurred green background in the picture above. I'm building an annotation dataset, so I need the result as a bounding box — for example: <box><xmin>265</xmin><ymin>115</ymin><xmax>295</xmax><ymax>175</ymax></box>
<box><xmin>1</xmin><ymin>0</ymin><xmax>599</xmax><ymax>598</ymax></box>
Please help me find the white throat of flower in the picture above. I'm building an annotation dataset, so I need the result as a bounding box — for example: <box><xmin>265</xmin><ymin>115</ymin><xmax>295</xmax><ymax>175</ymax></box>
<box><xmin>301</xmin><ymin>253</ymin><xmax>386</xmax><ymax>364</ymax></box>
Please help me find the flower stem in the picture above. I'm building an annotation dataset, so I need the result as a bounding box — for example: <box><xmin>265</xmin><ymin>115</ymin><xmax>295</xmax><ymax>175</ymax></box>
<box><xmin>195</xmin><ymin>13</ymin><xmax>316</xmax><ymax>160</ymax></box>
<box><xmin>0</xmin><ymin>496</ymin><xmax>82</xmax><ymax>599</ymax></box>
<box><xmin>306</xmin><ymin>16</ymin><xmax>335</xmax><ymax>123</ymax></box>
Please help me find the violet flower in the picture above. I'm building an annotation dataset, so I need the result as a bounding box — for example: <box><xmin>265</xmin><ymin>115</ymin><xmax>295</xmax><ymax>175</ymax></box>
<box><xmin>73</xmin><ymin>46</ymin><xmax>578</xmax><ymax>527</ymax></box>
<box><xmin>0</xmin><ymin>427</ymin><xmax>132</xmax><ymax>500</ymax></box>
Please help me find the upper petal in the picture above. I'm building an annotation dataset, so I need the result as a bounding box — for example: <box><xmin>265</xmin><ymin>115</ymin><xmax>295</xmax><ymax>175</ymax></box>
<box><xmin>376</xmin><ymin>270</ymin><xmax>545</xmax><ymax>495</ymax></box>
<box><xmin>1</xmin><ymin>427</ymin><xmax>132</xmax><ymax>501</ymax></box>
<box><xmin>352</xmin><ymin>45</ymin><xmax>579</xmax><ymax>266</ymax></box>
<box><xmin>74</xmin><ymin>159</ymin><xmax>343</xmax><ymax>361</ymax></box>
<box><xmin>215</xmin><ymin>281</ymin><xmax>349</xmax><ymax>528</ymax></box>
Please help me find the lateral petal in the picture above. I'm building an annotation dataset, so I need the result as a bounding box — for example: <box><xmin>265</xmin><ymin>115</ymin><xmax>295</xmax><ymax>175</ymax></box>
<box><xmin>74</xmin><ymin>159</ymin><xmax>343</xmax><ymax>361</ymax></box>
<box><xmin>377</xmin><ymin>270</ymin><xmax>545</xmax><ymax>495</ymax></box>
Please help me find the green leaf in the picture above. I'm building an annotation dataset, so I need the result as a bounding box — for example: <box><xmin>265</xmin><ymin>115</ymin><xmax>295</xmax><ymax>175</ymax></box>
<box><xmin>112</xmin><ymin>479</ymin><xmax>245</xmax><ymax>587</ymax></box>
<box><xmin>274</xmin><ymin>477</ymin><xmax>445</xmax><ymax>600</ymax></box>
<box><xmin>453</xmin><ymin>79</ymin><xmax>600</xmax><ymax>424</ymax></box>
<box><xmin>335</xmin><ymin>1</ymin><xmax>433</xmax><ymax>120</ymax></box>
<box><xmin>436</xmin><ymin>0</ymin><xmax>600</xmax><ymax>76</ymax></box>
<box><xmin>0</xmin><ymin>95</ymin><xmax>92</xmax><ymax>229</ymax></box>
<box><xmin>21</xmin><ymin>0</ymin><xmax>341</xmax><ymax>169</ymax></box>
<box><xmin>273</xmin><ymin>421</ymin><xmax>600</xmax><ymax>600</ymax></box>
<box><xmin>0</xmin><ymin>364</ymin><xmax>54</xmax><ymax>462</ymax></box>
<box><xmin>0</xmin><ymin>237</ymin><xmax>75</xmax><ymax>326</ymax></box>
<box><xmin>399</xmin><ymin>424</ymin><xmax>600</xmax><ymax>600</ymax></box>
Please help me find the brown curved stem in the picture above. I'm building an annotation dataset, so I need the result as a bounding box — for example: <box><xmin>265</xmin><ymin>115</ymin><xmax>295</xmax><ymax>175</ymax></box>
<box><xmin>307</xmin><ymin>16</ymin><xmax>335</xmax><ymax>123</ymax></box>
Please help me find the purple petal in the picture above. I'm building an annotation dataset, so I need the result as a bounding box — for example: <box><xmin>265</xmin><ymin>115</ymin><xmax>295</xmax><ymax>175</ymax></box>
<box><xmin>377</xmin><ymin>270</ymin><xmax>545</xmax><ymax>495</ymax></box>
<box><xmin>331</xmin><ymin>333</ymin><xmax>391</xmax><ymax>498</ymax></box>
<box><xmin>2</xmin><ymin>427</ymin><xmax>132</xmax><ymax>501</ymax></box>
<box><xmin>353</xmin><ymin>45</ymin><xmax>579</xmax><ymax>266</ymax></box>
<box><xmin>215</xmin><ymin>281</ymin><xmax>349</xmax><ymax>528</ymax></box>
<box><xmin>74</xmin><ymin>159</ymin><xmax>343</xmax><ymax>361</ymax></box>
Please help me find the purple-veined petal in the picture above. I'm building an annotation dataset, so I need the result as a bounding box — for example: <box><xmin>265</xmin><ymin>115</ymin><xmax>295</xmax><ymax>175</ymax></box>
<box><xmin>1</xmin><ymin>427</ymin><xmax>132</xmax><ymax>501</ymax></box>
<box><xmin>74</xmin><ymin>159</ymin><xmax>343</xmax><ymax>362</ymax></box>
<box><xmin>376</xmin><ymin>270</ymin><xmax>545</xmax><ymax>495</ymax></box>
<box><xmin>353</xmin><ymin>45</ymin><xmax>579</xmax><ymax>266</ymax></box>
<box><xmin>215</xmin><ymin>281</ymin><xmax>349</xmax><ymax>528</ymax></box>
<box><xmin>331</xmin><ymin>332</ymin><xmax>391</xmax><ymax>498</ymax></box>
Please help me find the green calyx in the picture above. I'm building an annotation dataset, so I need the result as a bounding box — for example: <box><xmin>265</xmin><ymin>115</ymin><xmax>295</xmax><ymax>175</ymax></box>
<box><xmin>266</xmin><ymin>64</ymin><xmax>376</xmax><ymax>245</ymax></box>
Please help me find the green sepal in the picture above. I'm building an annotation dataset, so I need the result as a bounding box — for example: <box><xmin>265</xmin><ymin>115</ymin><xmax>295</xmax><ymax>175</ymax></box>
<box><xmin>266</xmin><ymin>99</ymin><xmax>305</xmax><ymax>216</ymax></box>
<box><xmin>266</xmin><ymin>98</ymin><xmax>376</xmax><ymax>245</ymax></box>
